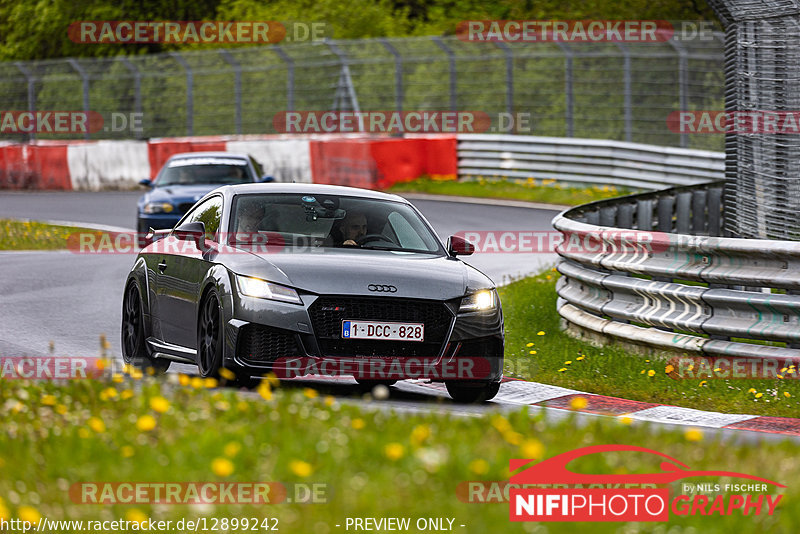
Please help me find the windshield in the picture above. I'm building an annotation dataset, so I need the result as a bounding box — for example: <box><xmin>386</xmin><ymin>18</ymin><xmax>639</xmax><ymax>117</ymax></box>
<box><xmin>229</xmin><ymin>193</ymin><xmax>443</xmax><ymax>254</ymax></box>
<box><xmin>157</xmin><ymin>158</ymin><xmax>253</xmax><ymax>186</ymax></box>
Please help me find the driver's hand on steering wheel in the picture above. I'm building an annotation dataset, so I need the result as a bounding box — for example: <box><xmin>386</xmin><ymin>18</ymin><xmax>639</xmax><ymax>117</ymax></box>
<box><xmin>343</xmin><ymin>239</ymin><xmax>358</xmax><ymax>246</ymax></box>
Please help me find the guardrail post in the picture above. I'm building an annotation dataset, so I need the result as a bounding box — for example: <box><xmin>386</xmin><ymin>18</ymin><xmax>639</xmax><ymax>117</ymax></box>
<box><xmin>668</xmin><ymin>39</ymin><xmax>689</xmax><ymax>148</ymax></box>
<box><xmin>273</xmin><ymin>46</ymin><xmax>295</xmax><ymax>112</ymax></box>
<box><xmin>169</xmin><ymin>52</ymin><xmax>193</xmax><ymax>136</ymax></box>
<box><xmin>555</xmin><ymin>43</ymin><xmax>574</xmax><ymax>137</ymax></box>
<box><xmin>66</xmin><ymin>59</ymin><xmax>90</xmax><ymax>140</ymax></box>
<box><xmin>219</xmin><ymin>50</ymin><xmax>242</xmax><ymax>135</ymax></box>
<box><xmin>691</xmin><ymin>190</ymin><xmax>707</xmax><ymax>235</ymax></box>
<box><xmin>14</xmin><ymin>62</ymin><xmax>36</xmax><ymax>142</ymax></box>
<box><xmin>433</xmin><ymin>37</ymin><xmax>457</xmax><ymax>112</ymax></box>
<box><xmin>636</xmin><ymin>199</ymin><xmax>653</xmax><ymax>230</ymax></box>
<box><xmin>494</xmin><ymin>41</ymin><xmax>514</xmax><ymax>126</ymax></box>
<box><xmin>117</xmin><ymin>57</ymin><xmax>142</xmax><ymax>139</ymax></box>
<box><xmin>656</xmin><ymin>196</ymin><xmax>674</xmax><ymax>233</ymax></box>
<box><xmin>707</xmin><ymin>187</ymin><xmax>723</xmax><ymax>236</ymax></box>
<box><xmin>675</xmin><ymin>192</ymin><xmax>692</xmax><ymax>234</ymax></box>
<box><xmin>615</xmin><ymin>43</ymin><xmax>632</xmax><ymax>143</ymax></box>
<box><xmin>379</xmin><ymin>38</ymin><xmax>404</xmax><ymax>113</ymax></box>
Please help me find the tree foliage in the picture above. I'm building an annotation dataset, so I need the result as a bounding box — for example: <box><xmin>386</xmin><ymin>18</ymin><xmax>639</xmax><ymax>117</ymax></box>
<box><xmin>0</xmin><ymin>0</ymin><xmax>717</xmax><ymax>60</ymax></box>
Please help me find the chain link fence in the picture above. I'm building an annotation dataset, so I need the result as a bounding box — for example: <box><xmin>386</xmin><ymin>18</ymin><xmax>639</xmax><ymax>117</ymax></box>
<box><xmin>0</xmin><ymin>35</ymin><xmax>724</xmax><ymax>149</ymax></box>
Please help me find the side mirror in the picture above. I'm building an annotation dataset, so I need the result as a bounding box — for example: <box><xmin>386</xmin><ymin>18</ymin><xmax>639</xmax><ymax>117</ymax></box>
<box><xmin>139</xmin><ymin>178</ymin><xmax>153</xmax><ymax>188</ymax></box>
<box><xmin>260</xmin><ymin>175</ymin><xmax>275</xmax><ymax>183</ymax></box>
<box><xmin>174</xmin><ymin>221</ymin><xmax>205</xmax><ymax>248</ymax></box>
<box><xmin>447</xmin><ymin>235</ymin><xmax>474</xmax><ymax>257</ymax></box>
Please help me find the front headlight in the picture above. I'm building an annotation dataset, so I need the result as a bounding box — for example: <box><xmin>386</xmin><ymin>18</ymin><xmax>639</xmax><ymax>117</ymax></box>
<box><xmin>142</xmin><ymin>202</ymin><xmax>174</xmax><ymax>214</ymax></box>
<box><xmin>236</xmin><ymin>275</ymin><xmax>302</xmax><ymax>305</ymax></box>
<box><xmin>459</xmin><ymin>289</ymin><xmax>498</xmax><ymax>313</ymax></box>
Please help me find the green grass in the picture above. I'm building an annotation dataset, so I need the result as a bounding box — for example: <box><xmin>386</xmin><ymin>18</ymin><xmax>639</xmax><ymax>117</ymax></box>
<box><xmin>499</xmin><ymin>271</ymin><xmax>800</xmax><ymax>417</ymax></box>
<box><xmin>388</xmin><ymin>177</ymin><xmax>630</xmax><ymax>206</ymax></box>
<box><xmin>0</xmin><ymin>219</ymin><xmax>100</xmax><ymax>250</ymax></box>
<box><xmin>0</xmin><ymin>374</ymin><xmax>798</xmax><ymax>532</ymax></box>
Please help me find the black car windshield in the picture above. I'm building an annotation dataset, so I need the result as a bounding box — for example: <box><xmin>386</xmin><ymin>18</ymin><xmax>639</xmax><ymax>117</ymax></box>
<box><xmin>229</xmin><ymin>193</ymin><xmax>443</xmax><ymax>254</ymax></box>
<box><xmin>157</xmin><ymin>158</ymin><xmax>253</xmax><ymax>186</ymax></box>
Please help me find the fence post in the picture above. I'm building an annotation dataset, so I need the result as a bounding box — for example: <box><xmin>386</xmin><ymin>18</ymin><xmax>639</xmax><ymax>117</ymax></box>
<box><xmin>493</xmin><ymin>41</ymin><xmax>514</xmax><ymax>124</ymax></box>
<box><xmin>379</xmin><ymin>38</ymin><xmax>404</xmax><ymax>113</ymax></box>
<box><xmin>273</xmin><ymin>46</ymin><xmax>295</xmax><ymax>112</ymax></box>
<box><xmin>219</xmin><ymin>50</ymin><xmax>242</xmax><ymax>135</ymax></box>
<box><xmin>668</xmin><ymin>39</ymin><xmax>689</xmax><ymax>148</ymax></box>
<box><xmin>555</xmin><ymin>43</ymin><xmax>574</xmax><ymax>137</ymax></box>
<box><xmin>117</xmin><ymin>57</ymin><xmax>142</xmax><ymax>139</ymax></box>
<box><xmin>326</xmin><ymin>40</ymin><xmax>361</xmax><ymax>114</ymax></box>
<box><xmin>169</xmin><ymin>52</ymin><xmax>193</xmax><ymax>136</ymax></box>
<box><xmin>14</xmin><ymin>62</ymin><xmax>36</xmax><ymax>142</ymax></box>
<box><xmin>67</xmin><ymin>59</ymin><xmax>90</xmax><ymax>140</ymax></box>
<box><xmin>615</xmin><ymin>43</ymin><xmax>633</xmax><ymax>143</ymax></box>
<box><xmin>433</xmin><ymin>37</ymin><xmax>457</xmax><ymax>112</ymax></box>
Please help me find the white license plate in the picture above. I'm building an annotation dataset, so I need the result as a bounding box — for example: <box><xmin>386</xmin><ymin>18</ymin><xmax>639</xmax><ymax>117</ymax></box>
<box><xmin>341</xmin><ymin>320</ymin><xmax>424</xmax><ymax>342</ymax></box>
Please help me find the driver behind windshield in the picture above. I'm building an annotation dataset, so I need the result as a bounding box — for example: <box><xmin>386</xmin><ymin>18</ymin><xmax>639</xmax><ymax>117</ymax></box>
<box><xmin>336</xmin><ymin>210</ymin><xmax>367</xmax><ymax>246</ymax></box>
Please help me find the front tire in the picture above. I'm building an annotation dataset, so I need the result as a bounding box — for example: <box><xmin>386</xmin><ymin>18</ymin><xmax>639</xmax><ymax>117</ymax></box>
<box><xmin>121</xmin><ymin>281</ymin><xmax>170</xmax><ymax>374</ymax></box>
<box><xmin>197</xmin><ymin>291</ymin><xmax>224</xmax><ymax>378</ymax></box>
<box><xmin>445</xmin><ymin>381</ymin><xmax>500</xmax><ymax>403</ymax></box>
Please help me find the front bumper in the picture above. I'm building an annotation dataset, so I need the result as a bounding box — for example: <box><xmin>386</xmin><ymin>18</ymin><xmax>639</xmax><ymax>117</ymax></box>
<box><xmin>221</xmin><ymin>292</ymin><xmax>504</xmax><ymax>383</ymax></box>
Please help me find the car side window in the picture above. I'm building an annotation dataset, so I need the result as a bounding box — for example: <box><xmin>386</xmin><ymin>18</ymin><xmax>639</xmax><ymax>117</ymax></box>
<box><xmin>387</xmin><ymin>211</ymin><xmax>427</xmax><ymax>250</ymax></box>
<box><xmin>185</xmin><ymin>196</ymin><xmax>223</xmax><ymax>240</ymax></box>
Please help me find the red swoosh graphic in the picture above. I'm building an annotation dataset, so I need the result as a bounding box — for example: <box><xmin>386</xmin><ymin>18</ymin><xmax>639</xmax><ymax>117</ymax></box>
<box><xmin>510</xmin><ymin>445</ymin><xmax>785</xmax><ymax>488</ymax></box>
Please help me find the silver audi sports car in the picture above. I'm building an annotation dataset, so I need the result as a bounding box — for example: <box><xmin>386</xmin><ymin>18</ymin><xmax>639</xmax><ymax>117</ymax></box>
<box><xmin>122</xmin><ymin>183</ymin><xmax>503</xmax><ymax>402</ymax></box>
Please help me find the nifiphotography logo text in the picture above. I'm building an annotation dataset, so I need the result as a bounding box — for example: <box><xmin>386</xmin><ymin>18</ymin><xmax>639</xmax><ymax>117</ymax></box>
<box><xmin>508</xmin><ymin>445</ymin><xmax>784</xmax><ymax>522</ymax></box>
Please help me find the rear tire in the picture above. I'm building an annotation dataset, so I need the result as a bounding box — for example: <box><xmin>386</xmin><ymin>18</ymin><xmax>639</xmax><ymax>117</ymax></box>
<box><xmin>445</xmin><ymin>381</ymin><xmax>500</xmax><ymax>403</ymax></box>
<box><xmin>197</xmin><ymin>291</ymin><xmax>224</xmax><ymax>378</ymax></box>
<box><xmin>121</xmin><ymin>281</ymin><xmax>170</xmax><ymax>374</ymax></box>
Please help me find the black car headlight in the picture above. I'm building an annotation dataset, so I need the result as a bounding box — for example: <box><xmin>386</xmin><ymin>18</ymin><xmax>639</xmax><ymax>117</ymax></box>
<box><xmin>236</xmin><ymin>275</ymin><xmax>302</xmax><ymax>305</ymax></box>
<box><xmin>142</xmin><ymin>202</ymin><xmax>174</xmax><ymax>214</ymax></box>
<box><xmin>459</xmin><ymin>289</ymin><xmax>498</xmax><ymax>313</ymax></box>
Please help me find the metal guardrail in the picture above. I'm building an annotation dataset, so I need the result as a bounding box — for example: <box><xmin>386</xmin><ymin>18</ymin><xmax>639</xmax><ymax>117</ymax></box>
<box><xmin>457</xmin><ymin>134</ymin><xmax>724</xmax><ymax>191</ymax></box>
<box><xmin>552</xmin><ymin>181</ymin><xmax>800</xmax><ymax>362</ymax></box>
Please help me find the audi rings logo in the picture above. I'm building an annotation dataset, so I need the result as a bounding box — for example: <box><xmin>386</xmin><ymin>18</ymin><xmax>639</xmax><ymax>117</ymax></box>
<box><xmin>368</xmin><ymin>284</ymin><xmax>397</xmax><ymax>293</ymax></box>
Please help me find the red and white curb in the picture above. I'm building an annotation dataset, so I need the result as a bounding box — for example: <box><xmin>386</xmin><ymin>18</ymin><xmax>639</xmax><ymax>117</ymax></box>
<box><xmin>396</xmin><ymin>378</ymin><xmax>800</xmax><ymax>437</ymax></box>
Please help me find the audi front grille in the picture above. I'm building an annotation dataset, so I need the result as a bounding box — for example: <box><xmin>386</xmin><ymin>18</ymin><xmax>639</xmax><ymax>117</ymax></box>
<box><xmin>307</xmin><ymin>296</ymin><xmax>454</xmax><ymax>358</ymax></box>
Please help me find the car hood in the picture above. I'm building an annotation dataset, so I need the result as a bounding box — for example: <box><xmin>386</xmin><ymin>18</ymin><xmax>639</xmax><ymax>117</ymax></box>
<box><xmin>140</xmin><ymin>184</ymin><xmax>223</xmax><ymax>206</ymax></box>
<box><xmin>223</xmin><ymin>249</ymin><xmax>494</xmax><ymax>300</ymax></box>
